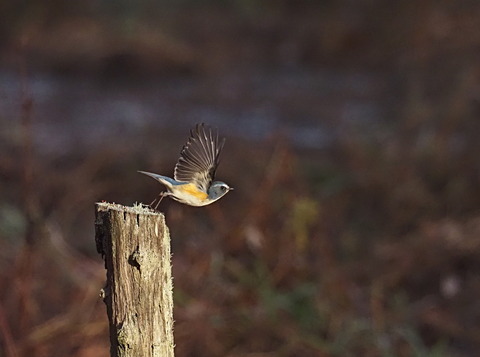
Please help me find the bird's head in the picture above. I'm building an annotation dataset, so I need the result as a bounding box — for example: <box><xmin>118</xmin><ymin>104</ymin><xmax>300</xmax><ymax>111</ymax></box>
<box><xmin>208</xmin><ymin>181</ymin><xmax>233</xmax><ymax>201</ymax></box>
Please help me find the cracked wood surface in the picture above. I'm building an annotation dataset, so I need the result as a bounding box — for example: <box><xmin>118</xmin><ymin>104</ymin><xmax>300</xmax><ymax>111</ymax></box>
<box><xmin>95</xmin><ymin>203</ymin><xmax>174</xmax><ymax>357</ymax></box>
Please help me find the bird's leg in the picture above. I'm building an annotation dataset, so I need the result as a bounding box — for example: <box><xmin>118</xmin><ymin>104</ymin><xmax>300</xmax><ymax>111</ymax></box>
<box><xmin>153</xmin><ymin>193</ymin><xmax>164</xmax><ymax>210</ymax></box>
<box><xmin>148</xmin><ymin>192</ymin><xmax>163</xmax><ymax>210</ymax></box>
<box><xmin>151</xmin><ymin>192</ymin><xmax>169</xmax><ymax>210</ymax></box>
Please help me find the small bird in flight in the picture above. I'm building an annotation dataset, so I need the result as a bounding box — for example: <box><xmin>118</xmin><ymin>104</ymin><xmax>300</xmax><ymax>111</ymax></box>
<box><xmin>139</xmin><ymin>123</ymin><xmax>233</xmax><ymax>208</ymax></box>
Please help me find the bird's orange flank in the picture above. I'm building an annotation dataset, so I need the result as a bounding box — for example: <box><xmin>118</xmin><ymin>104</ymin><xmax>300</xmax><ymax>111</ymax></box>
<box><xmin>179</xmin><ymin>183</ymin><xmax>208</xmax><ymax>200</ymax></box>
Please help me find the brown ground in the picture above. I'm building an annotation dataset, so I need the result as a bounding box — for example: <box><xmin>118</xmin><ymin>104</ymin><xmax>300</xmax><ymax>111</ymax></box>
<box><xmin>1</xmin><ymin>1</ymin><xmax>480</xmax><ymax>356</ymax></box>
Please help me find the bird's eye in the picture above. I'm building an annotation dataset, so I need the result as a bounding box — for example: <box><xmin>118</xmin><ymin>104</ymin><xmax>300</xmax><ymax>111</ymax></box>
<box><xmin>221</xmin><ymin>186</ymin><xmax>227</xmax><ymax>191</ymax></box>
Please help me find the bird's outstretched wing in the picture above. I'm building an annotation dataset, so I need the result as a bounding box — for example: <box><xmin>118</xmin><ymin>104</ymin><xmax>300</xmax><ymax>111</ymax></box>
<box><xmin>174</xmin><ymin>123</ymin><xmax>225</xmax><ymax>192</ymax></box>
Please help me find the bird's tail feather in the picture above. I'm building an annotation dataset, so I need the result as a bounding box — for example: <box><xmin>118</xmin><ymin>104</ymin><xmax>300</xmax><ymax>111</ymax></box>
<box><xmin>138</xmin><ymin>171</ymin><xmax>175</xmax><ymax>188</ymax></box>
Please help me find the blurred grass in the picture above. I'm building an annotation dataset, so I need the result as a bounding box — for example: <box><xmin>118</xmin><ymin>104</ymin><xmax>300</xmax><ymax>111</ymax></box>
<box><xmin>1</xmin><ymin>1</ymin><xmax>480</xmax><ymax>356</ymax></box>
<box><xmin>3</xmin><ymin>115</ymin><xmax>480</xmax><ymax>356</ymax></box>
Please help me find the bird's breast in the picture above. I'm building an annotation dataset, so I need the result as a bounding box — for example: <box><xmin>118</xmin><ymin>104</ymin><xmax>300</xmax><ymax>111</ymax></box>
<box><xmin>171</xmin><ymin>183</ymin><xmax>209</xmax><ymax>206</ymax></box>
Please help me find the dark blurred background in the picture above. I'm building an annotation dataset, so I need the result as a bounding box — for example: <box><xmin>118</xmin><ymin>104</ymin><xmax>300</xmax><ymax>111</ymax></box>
<box><xmin>1</xmin><ymin>1</ymin><xmax>480</xmax><ymax>356</ymax></box>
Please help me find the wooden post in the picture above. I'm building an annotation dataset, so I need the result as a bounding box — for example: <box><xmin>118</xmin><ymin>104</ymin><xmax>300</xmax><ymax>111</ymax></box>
<box><xmin>94</xmin><ymin>202</ymin><xmax>174</xmax><ymax>357</ymax></box>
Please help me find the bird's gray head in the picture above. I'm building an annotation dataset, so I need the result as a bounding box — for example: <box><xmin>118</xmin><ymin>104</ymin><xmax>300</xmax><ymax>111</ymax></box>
<box><xmin>208</xmin><ymin>181</ymin><xmax>233</xmax><ymax>201</ymax></box>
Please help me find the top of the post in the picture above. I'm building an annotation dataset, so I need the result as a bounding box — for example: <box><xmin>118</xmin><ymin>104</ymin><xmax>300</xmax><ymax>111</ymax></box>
<box><xmin>95</xmin><ymin>202</ymin><xmax>162</xmax><ymax>216</ymax></box>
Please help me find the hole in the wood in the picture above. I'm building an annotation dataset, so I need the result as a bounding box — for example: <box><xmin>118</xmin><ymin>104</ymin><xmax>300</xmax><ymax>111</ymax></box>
<box><xmin>128</xmin><ymin>246</ymin><xmax>141</xmax><ymax>270</ymax></box>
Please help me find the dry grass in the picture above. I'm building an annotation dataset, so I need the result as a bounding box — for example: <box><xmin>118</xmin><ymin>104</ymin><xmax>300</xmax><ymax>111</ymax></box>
<box><xmin>1</xmin><ymin>1</ymin><xmax>480</xmax><ymax>356</ymax></box>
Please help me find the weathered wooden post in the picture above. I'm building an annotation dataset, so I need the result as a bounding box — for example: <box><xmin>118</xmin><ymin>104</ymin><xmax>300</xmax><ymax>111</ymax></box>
<box><xmin>94</xmin><ymin>202</ymin><xmax>174</xmax><ymax>357</ymax></box>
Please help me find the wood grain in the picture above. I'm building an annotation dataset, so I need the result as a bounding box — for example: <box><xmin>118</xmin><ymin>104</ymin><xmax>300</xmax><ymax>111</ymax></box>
<box><xmin>95</xmin><ymin>202</ymin><xmax>174</xmax><ymax>357</ymax></box>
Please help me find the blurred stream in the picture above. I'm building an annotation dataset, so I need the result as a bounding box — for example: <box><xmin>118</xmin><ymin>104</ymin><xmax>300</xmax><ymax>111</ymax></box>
<box><xmin>0</xmin><ymin>68</ymin><xmax>390</xmax><ymax>155</ymax></box>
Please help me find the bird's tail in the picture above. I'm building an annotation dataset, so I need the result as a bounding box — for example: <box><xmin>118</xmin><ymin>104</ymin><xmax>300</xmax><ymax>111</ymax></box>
<box><xmin>138</xmin><ymin>171</ymin><xmax>175</xmax><ymax>188</ymax></box>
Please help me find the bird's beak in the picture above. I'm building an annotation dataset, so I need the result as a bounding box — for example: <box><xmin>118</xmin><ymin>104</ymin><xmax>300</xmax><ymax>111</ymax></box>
<box><xmin>229</xmin><ymin>187</ymin><xmax>234</xmax><ymax>191</ymax></box>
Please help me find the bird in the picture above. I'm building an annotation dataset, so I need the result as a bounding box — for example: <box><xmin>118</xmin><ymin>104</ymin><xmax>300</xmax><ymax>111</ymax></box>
<box><xmin>139</xmin><ymin>123</ymin><xmax>233</xmax><ymax>208</ymax></box>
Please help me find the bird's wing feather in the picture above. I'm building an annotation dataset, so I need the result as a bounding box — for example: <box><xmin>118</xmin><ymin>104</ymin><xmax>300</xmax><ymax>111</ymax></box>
<box><xmin>174</xmin><ymin>123</ymin><xmax>225</xmax><ymax>192</ymax></box>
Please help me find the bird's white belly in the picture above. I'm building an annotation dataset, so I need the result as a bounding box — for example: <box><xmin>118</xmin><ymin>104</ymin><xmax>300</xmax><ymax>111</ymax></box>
<box><xmin>169</xmin><ymin>186</ymin><xmax>211</xmax><ymax>207</ymax></box>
